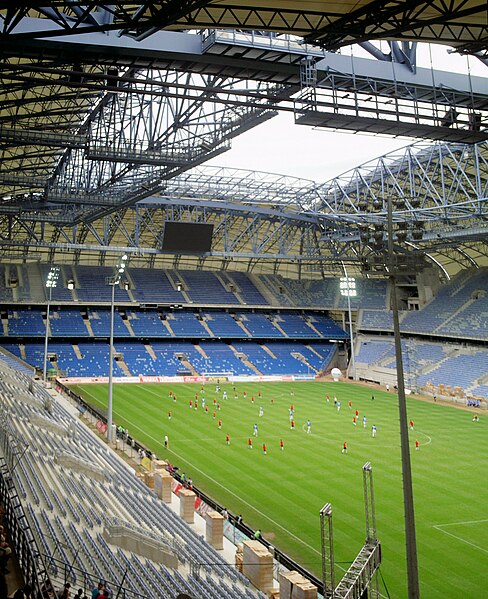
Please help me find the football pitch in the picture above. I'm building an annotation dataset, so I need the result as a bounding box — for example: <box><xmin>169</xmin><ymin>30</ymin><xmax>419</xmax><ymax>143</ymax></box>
<box><xmin>69</xmin><ymin>380</ymin><xmax>488</xmax><ymax>598</ymax></box>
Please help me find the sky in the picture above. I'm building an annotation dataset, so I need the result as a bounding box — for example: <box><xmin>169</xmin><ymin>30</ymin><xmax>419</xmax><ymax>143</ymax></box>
<box><xmin>206</xmin><ymin>43</ymin><xmax>487</xmax><ymax>184</ymax></box>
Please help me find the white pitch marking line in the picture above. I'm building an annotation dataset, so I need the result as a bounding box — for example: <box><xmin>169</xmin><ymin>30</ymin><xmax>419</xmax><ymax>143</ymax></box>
<box><xmin>416</xmin><ymin>430</ymin><xmax>432</xmax><ymax>446</ymax></box>
<box><xmin>433</xmin><ymin>526</ymin><xmax>488</xmax><ymax>555</ymax></box>
<box><xmin>434</xmin><ymin>519</ymin><xmax>488</xmax><ymax>527</ymax></box>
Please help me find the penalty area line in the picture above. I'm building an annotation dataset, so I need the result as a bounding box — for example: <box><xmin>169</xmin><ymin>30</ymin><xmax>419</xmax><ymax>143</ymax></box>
<box><xmin>433</xmin><ymin>525</ymin><xmax>488</xmax><ymax>555</ymax></box>
<box><xmin>434</xmin><ymin>518</ymin><xmax>488</xmax><ymax>527</ymax></box>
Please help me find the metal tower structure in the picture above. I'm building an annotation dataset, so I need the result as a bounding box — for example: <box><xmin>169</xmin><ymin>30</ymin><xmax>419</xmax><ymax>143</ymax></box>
<box><xmin>320</xmin><ymin>503</ymin><xmax>335</xmax><ymax>598</ymax></box>
<box><xmin>320</xmin><ymin>463</ymin><xmax>382</xmax><ymax>599</ymax></box>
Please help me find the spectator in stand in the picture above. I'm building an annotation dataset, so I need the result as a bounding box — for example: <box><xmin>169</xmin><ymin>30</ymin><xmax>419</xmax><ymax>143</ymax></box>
<box><xmin>57</xmin><ymin>583</ymin><xmax>71</xmax><ymax>599</ymax></box>
<box><xmin>13</xmin><ymin>585</ymin><xmax>33</xmax><ymax>599</ymax></box>
<box><xmin>0</xmin><ymin>532</ymin><xmax>12</xmax><ymax>574</ymax></box>
<box><xmin>91</xmin><ymin>583</ymin><xmax>104</xmax><ymax>599</ymax></box>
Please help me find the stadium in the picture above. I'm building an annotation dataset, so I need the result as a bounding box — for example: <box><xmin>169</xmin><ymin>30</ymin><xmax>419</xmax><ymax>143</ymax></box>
<box><xmin>0</xmin><ymin>3</ymin><xmax>487</xmax><ymax>599</ymax></box>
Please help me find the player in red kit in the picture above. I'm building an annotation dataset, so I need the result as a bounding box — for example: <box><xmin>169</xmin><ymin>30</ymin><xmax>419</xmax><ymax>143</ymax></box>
<box><xmin>263</xmin><ymin>443</ymin><xmax>267</xmax><ymax>455</ymax></box>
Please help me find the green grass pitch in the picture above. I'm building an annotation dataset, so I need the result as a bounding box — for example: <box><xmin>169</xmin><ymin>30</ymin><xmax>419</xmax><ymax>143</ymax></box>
<box><xmin>69</xmin><ymin>380</ymin><xmax>488</xmax><ymax>598</ymax></box>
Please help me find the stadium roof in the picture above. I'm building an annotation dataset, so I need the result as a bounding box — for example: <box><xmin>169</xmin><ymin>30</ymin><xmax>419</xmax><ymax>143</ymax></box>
<box><xmin>0</xmin><ymin>3</ymin><xmax>486</xmax><ymax>280</ymax></box>
<box><xmin>1</xmin><ymin>1</ymin><xmax>486</xmax><ymax>53</ymax></box>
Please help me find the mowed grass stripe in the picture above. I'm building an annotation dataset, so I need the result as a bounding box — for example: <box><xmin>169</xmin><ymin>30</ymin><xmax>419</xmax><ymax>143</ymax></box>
<box><xmin>69</xmin><ymin>380</ymin><xmax>488</xmax><ymax>599</ymax></box>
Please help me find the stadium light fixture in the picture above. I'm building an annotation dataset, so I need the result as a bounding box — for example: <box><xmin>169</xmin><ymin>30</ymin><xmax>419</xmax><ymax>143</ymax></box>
<box><xmin>107</xmin><ymin>254</ymin><xmax>128</xmax><ymax>444</ymax></box>
<box><xmin>339</xmin><ymin>275</ymin><xmax>357</xmax><ymax>380</ymax></box>
<box><xmin>43</xmin><ymin>266</ymin><xmax>60</xmax><ymax>384</ymax></box>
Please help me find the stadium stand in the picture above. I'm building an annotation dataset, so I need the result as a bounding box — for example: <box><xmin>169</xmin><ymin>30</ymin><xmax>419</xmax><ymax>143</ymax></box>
<box><xmin>336</xmin><ymin>278</ymin><xmax>388</xmax><ymax>310</ymax></box>
<box><xmin>307</xmin><ymin>313</ymin><xmax>349</xmax><ymax>339</ymax></box>
<box><xmin>0</xmin><ymin>362</ymin><xmax>264</xmax><ymax>598</ymax></box>
<box><xmin>8</xmin><ymin>309</ymin><xmax>45</xmax><ymax>336</ymax></box>
<box><xmin>273</xmin><ymin>313</ymin><xmax>319</xmax><ymax>338</ymax></box>
<box><xmin>236</xmin><ymin>313</ymin><xmax>284</xmax><ymax>338</ymax></box>
<box><xmin>179</xmin><ymin>270</ymin><xmax>239</xmax><ymax>304</ymax></box>
<box><xmin>400</xmin><ymin>268</ymin><xmax>488</xmax><ymax>338</ymax></box>
<box><xmin>128</xmin><ymin>310</ymin><xmax>172</xmax><ymax>337</ymax></box>
<box><xmin>129</xmin><ymin>268</ymin><xmax>182</xmax><ymax>303</ymax></box>
<box><xmin>75</xmin><ymin>266</ymin><xmax>131</xmax><ymax>303</ymax></box>
<box><xmin>416</xmin><ymin>349</ymin><xmax>488</xmax><ymax>389</ymax></box>
<box><xmin>50</xmin><ymin>309</ymin><xmax>88</xmax><ymax>337</ymax></box>
<box><xmin>166</xmin><ymin>311</ymin><xmax>211</xmax><ymax>337</ymax></box>
<box><xmin>1</xmin><ymin>262</ymin><xmax>396</xmax><ymax>311</ymax></box>
<box><xmin>204</xmin><ymin>312</ymin><xmax>249</xmax><ymax>338</ymax></box>
<box><xmin>222</xmin><ymin>272</ymin><xmax>268</xmax><ymax>305</ymax></box>
<box><xmin>88</xmin><ymin>309</ymin><xmax>129</xmax><ymax>337</ymax></box>
<box><xmin>354</xmin><ymin>335</ymin><xmax>488</xmax><ymax>399</ymax></box>
<box><xmin>359</xmin><ymin>310</ymin><xmax>395</xmax><ymax>331</ymax></box>
<box><xmin>72</xmin><ymin>342</ymin><xmax>125</xmax><ymax>377</ymax></box>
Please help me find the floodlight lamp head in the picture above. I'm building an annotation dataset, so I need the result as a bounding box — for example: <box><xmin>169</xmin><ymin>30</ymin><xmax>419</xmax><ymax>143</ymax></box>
<box><xmin>46</xmin><ymin>266</ymin><xmax>60</xmax><ymax>288</ymax></box>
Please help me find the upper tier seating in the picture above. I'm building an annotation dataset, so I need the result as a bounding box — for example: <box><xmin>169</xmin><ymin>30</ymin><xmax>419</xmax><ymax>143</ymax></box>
<box><xmin>179</xmin><ymin>270</ymin><xmax>239</xmax><ymax>304</ymax></box>
<box><xmin>2</xmin><ymin>262</ymin><xmax>392</xmax><ymax>310</ymax></box>
<box><xmin>129</xmin><ymin>268</ymin><xmax>182</xmax><ymax>303</ymax></box>
<box><xmin>203</xmin><ymin>312</ymin><xmax>248</xmax><ymax>338</ymax></box>
<box><xmin>40</xmin><ymin>264</ymin><xmax>75</xmax><ymax>302</ymax></box>
<box><xmin>75</xmin><ymin>266</ymin><xmax>130</xmax><ymax>303</ymax></box>
<box><xmin>8</xmin><ymin>309</ymin><xmax>45</xmax><ymax>336</ymax></box>
<box><xmin>336</xmin><ymin>278</ymin><xmax>388</xmax><ymax>310</ymax></box>
<box><xmin>273</xmin><ymin>313</ymin><xmax>319</xmax><ymax>338</ymax></box>
<box><xmin>50</xmin><ymin>309</ymin><xmax>88</xmax><ymax>337</ymax></box>
<box><xmin>166</xmin><ymin>312</ymin><xmax>211</xmax><ymax>337</ymax></box>
<box><xmin>307</xmin><ymin>313</ymin><xmax>349</xmax><ymax>339</ymax></box>
<box><xmin>401</xmin><ymin>268</ymin><xmax>487</xmax><ymax>338</ymax></box>
<box><xmin>222</xmin><ymin>272</ymin><xmax>268</xmax><ymax>305</ymax></box>
<box><xmin>88</xmin><ymin>309</ymin><xmax>128</xmax><ymax>337</ymax></box>
<box><xmin>237</xmin><ymin>313</ymin><xmax>284</xmax><ymax>338</ymax></box>
<box><xmin>359</xmin><ymin>310</ymin><xmax>395</xmax><ymax>331</ymax></box>
<box><xmin>128</xmin><ymin>311</ymin><xmax>172</xmax><ymax>337</ymax></box>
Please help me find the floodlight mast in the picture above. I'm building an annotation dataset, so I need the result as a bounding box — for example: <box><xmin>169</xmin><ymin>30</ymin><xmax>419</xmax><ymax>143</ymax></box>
<box><xmin>107</xmin><ymin>254</ymin><xmax>128</xmax><ymax>444</ymax></box>
<box><xmin>386</xmin><ymin>198</ymin><xmax>420</xmax><ymax>599</ymax></box>
<box><xmin>339</xmin><ymin>274</ymin><xmax>357</xmax><ymax>380</ymax></box>
<box><xmin>43</xmin><ymin>266</ymin><xmax>59</xmax><ymax>384</ymax></box>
